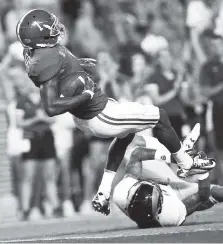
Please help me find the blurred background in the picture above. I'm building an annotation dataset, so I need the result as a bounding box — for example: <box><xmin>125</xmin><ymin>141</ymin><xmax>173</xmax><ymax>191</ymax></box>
<box><xmin>0</xmin><ymin>0</ymin><xmax>223</xmax><ymax>223</ymax></box>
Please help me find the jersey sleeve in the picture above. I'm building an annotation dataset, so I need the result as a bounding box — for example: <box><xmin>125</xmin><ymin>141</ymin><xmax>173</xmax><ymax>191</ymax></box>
<box><xmin>28</xmin><ymin>48</ymin><xmax>64</xmax><ymax>87</ymax></box>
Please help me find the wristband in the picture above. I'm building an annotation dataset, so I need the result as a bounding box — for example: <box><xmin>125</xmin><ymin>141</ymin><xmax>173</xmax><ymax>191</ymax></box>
<box><xmin>83</xmin><ymin>90</ymin><xmax>94</xmax><ymax>99</ymax></box>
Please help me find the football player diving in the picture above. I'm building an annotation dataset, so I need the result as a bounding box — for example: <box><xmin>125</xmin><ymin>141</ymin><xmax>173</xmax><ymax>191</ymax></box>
<box><xmin>16</xmin><ymin>9</ymin><xmax>214</xmax><ymax>215</ymax></box>
<box><xmin>113</xmin><ymin>124</ymin><xmax>220</xmax><ymax>228</ymax></box>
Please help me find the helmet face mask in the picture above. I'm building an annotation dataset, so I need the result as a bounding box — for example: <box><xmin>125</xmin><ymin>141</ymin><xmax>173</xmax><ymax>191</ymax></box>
<box><xmin>50</xmin><ymin>14</ymin><xmax>66</xmax><ymax>38</ymax></box>
<box><xmin>24</xmin><ymin>52</ymin><xmax>31</xmax><ymax>67</ymax></box>
<box><xmin>16</xmin><ymin>9</ymin><xmax>66</xmax><ymax>49</ymax></box>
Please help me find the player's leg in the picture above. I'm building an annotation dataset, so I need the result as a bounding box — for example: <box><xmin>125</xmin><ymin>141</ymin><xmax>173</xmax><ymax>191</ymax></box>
<box><xmin>28</xmin><ymin>165</ymin><xmax>44</xmax><ymax>221</ymax></box>
<box><xmin>92</xmin><ymin>133</ymin><xmax>135</xmax><ymax>215</ymax></box>
<box><xmin>127</xmin><ymin>122</ymin><xmax>212</xmax><ymax>181</ymax></box>
<box><xmin>52</xmin><ymin>114</ymin><xmax>76</xmax><ymax>217</ymax></box>
<box><xmin>91</xmin><ymin>101</ymin><xmax>159</xmax><ymax>214</ymax></box>
<box><xmin>153</xmin><ymin>109</ymin><xmax>195</xmax><ymax>177</ymax></box>
<box><xmin>70</xmin><ymin>129</ymin><xmax>89</xmax><ymax>212</ymax></box>
<box><xmin>126</xmin><ymin>146</ymin><xmax>190</xmax><ymax>187</ymax></box>
<box><xmin>80</xmin><ymin>138</ymin><xmax>108</xmax><ymax>214</ymax></box>
<box><xmin>91</xmin><ymin>102</ymin><xmax>212</xmax><ymax>214</ymax></box>
<box><xmin>155</xmin><ymin>109</ymin><xmax>215</xmax><ymax>177</ymax></box>
<box><xmin>91</xmin><ymin>101</ymin><xmax>213</xmax><ymax>178</ymax></box>
<box><xmin>127</xmin><ymin>144</ymin><xmax>212</xmax><ymax>213</ymax></box>
<box><xmin>119</xmin><ymin>144</ymin><xmax>194</xmax><ymax>198</ymax></box>
<box><xmin>20</xmin><ymin>159</ymin><xmax>36</xmax><ymax>220</ymax></box>
<box><xmin>58</xmin><ymin>148</ymin><xmax>76</xmax><ymax>217</ymax></box>
<box><xmin>20</xmin><ymin>137</ymin><xmax>38</xmax><ymax>220</ymax></box>
<box><xmin>41</xmin><ymin>131</ymin><xmax>60</xmax><ymax>217</ymax></box>
<box><xmin>42</xmin><ymin>158</ymin><xmax>60</xmax><ymax>216</ymax></box>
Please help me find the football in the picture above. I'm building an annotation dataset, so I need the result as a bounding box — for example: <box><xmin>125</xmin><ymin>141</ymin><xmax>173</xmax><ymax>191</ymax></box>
<box><xmin>59</xmin><ymin>73</ymin><xmax>85</xmax><ymax>97</ymax></box>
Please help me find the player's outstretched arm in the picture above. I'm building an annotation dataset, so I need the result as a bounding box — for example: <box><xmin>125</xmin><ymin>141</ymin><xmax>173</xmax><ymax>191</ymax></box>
<box><xmin>40</xmin><ymin>77</ymin><xmax>92</xmax><ymax>117</ymax></box>
<box><xmin>182</xmin><ymin>173</ymin><xmax>210</xmax><ymax>216</ymax></box>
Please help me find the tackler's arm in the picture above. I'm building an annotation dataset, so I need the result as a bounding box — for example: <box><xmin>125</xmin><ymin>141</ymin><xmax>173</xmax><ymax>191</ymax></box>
<box><xmin>182</xmin><ymin>173</ymin><xmax>210</xmax><ymax>216</ymax></box>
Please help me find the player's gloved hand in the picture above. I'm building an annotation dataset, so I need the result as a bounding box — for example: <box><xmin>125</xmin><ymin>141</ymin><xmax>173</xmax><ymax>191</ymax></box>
<box><xmin>82</xmin><ymin>76</ymin><xmax>95</xmax><ymax>99</ymax></box>
<box><xmin>78</xmin><ymin>58</ymin><xmax>97</xmax><ymax>67</ymax></box>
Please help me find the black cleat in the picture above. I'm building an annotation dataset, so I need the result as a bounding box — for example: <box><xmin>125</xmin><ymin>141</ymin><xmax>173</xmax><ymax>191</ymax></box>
<box><xmin>92</xmin><ymin>192</ymin><xmax>110</xmax><ymax>216</ymax></box>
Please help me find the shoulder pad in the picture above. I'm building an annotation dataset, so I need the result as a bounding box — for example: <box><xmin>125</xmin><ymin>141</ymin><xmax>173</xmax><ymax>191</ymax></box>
<box><xmin>28</xmin><ymin>47</ymin><xmax>64</xmax><ymax>87</ymax></box>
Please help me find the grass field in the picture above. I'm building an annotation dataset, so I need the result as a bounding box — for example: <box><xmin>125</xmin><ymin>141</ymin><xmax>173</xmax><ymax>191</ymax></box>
<box><xmin>1</xmin><ymin>204</ymin><xmax>223</xmax><ymax>243</ymax></box>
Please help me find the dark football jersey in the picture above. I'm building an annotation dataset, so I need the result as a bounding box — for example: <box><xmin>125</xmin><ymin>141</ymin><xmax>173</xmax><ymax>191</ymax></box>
<box><xmin>23</xmin><ymin>45</ymin><xmax>108</xmax><ymax>119</ymax></box>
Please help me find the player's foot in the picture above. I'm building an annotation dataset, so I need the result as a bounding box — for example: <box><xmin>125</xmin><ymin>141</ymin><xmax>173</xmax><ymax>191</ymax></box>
<box><xmin>92</xmin><ymin>192</ymin><xmax>110</xmax><ymax>216</ymax></box>
<box><xmin>177</xmin><ymin>151</ymin><xmax>216</xmax><ymax>178</ymax></box>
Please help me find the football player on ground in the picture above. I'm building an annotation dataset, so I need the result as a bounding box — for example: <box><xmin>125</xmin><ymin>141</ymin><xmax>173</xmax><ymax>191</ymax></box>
<box><xmin>113</xmin><ymin>125</ymin><xmax>219</xmax><ymax>227</ymax></box>
<box><xmin>16</xmin><ymin>9</ymin><xmax>214</xmax><ymax>215</ymax></box>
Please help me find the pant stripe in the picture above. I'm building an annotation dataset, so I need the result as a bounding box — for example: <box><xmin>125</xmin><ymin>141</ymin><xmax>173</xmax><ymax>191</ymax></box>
<box><xmin>97</xmin><ymin>114</ymin><xmax>157</xmax><ymax>126</ymax></box>
<box><xmin>101</xmin><ymin>112</ymin><xmax>158</xmax><ymax>122</ymax></box>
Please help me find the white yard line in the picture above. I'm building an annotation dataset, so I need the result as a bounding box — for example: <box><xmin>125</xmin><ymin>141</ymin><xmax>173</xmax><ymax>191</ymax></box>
<box><xmin>1</xmin><ymin>223</ymin><xmax>223</xmax><ymax>243</ymax></box>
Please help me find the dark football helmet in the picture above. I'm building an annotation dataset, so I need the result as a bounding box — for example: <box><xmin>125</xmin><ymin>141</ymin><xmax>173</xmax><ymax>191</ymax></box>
<box><xmin>16</xmin><ymin>9</ymin><xmax>65</xmax><ymax>49</ymax></box>
<box><xmin>127</xmin><ymin>180</ymin><xmax>163</xmax><ymax>227</ymax></box>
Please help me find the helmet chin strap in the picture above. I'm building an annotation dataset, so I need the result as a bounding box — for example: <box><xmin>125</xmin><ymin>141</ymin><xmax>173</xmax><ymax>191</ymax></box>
<box><xmin>36</xmin><ymin>35</ymin><xmax>60</xmax><ymax>48</ymax></box>
<box><xmin>36</xmin><ymin>43</ymin><xmax>58</xmax><ymax>48</ymax></box>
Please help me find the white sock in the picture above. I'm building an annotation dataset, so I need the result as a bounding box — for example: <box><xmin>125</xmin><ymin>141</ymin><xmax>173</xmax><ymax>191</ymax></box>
<box><xmin>98</xmin><ymin>169</ymin><xmax>116</xmax><ymax>198</ymax></box>
<box><xmin>197</xmin><ymin>172</ymin><xmax>209</xmax><ymax>180</ymax></box>
<box><xmin>172</xmin><ymin>147</ymin><xmax>193</xmax><ymax>169</ymax></box>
